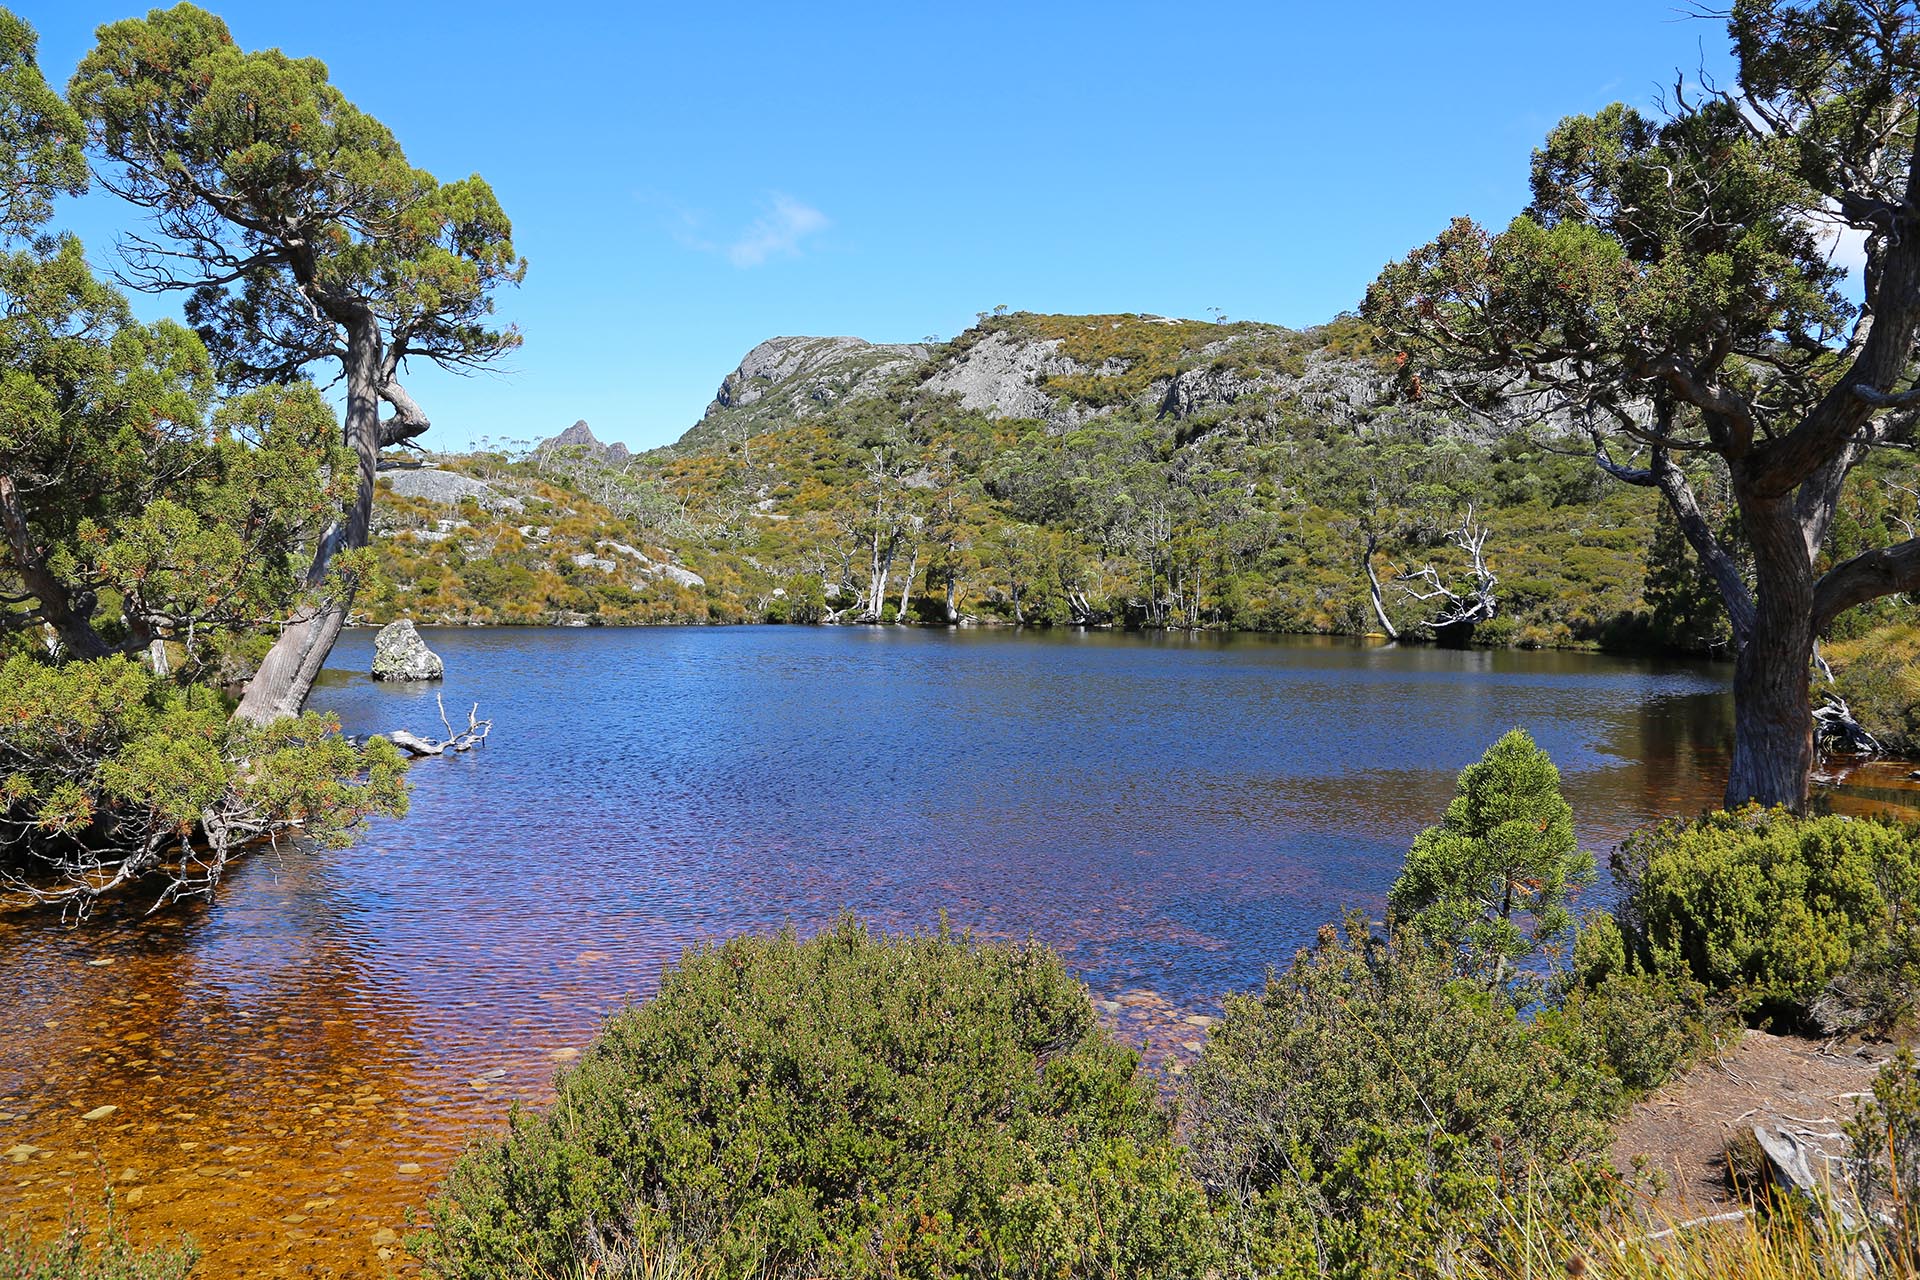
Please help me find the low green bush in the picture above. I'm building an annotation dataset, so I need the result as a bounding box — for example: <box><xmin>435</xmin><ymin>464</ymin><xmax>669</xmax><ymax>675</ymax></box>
<box><xmin>1615</xmin><ymin>809</ymin><xmax>1920</xmax><ymax>1031</ymax></box>
<box><xmin>1545</xmin><ymin>912</ymin><xmax>1721</xmax><ymax>1094</ymax></box>
<box><xmin>1179</xmin><ymin>915</ymin><xmax>1619</xmax><ymax>1278</ymax></box>
<box><xmin>1</xmin><ymin>1197</ymin><xmax>196</xmax><ymax>1280</ymax></box>
<box><xmin>419</xmin><ymin>918</ymin><xmax>1218</xmax><ymax>1279</ymax></box>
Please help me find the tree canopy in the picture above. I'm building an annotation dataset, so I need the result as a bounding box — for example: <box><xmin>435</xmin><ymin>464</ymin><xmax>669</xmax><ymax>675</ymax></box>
<box><xmin>69</xmin><ymin>1</ymin><xmax>525</xmax><ymax>722</ymax></box>
<box><xmin>1365</xmin><ymin>0</ymin><xmax>1920</xmax><ymax>809</ymax></box>
<box><xmin>0</xmin><ymin>5</ymin><xmax>406</xmax><ymax>913</ymax></box>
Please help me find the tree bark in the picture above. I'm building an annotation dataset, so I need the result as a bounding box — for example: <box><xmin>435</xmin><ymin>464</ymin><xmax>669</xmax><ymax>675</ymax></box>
<box><xmin>1724</xmin><ymin>493</ymin><xmax>1817</xmax><ymax>811</ymax></box>
<box><xmin>234</xmin><ymin>312</ymin><xmax>382</xmax><ymax>724</ymax></box>
<box><xmin>897</xmin><ymin>544</ymin><xmax>918</xmax><ymax>623</ymax></box>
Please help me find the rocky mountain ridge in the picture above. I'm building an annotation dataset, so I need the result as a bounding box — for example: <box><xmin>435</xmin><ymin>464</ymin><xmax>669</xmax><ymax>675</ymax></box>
<box><xmin>673</xmin><ymin>335</ymin><xmax>933</xmax><ymax>453</ymax></box>
<box><xmin>666</xmin><ymin>312</ymin><xmax>1483</xmax><ymax>453</ymax></box>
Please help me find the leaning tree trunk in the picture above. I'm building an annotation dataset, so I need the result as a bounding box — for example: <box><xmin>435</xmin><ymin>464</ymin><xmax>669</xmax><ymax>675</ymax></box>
<box><xmin>1363</xmin><ymin>532</ymin><xmax>1398</xmax><ymax>641</ymax></box>
<box><xmin>1724</xmin><ymin>496</ymin><xmax>1817</xmax><ymax>811</ymax></box>
<box><xmin>234</xmin><ymin>314</ymin><xmax>382</xmax><ymax>724</ymax></box>
<box><xmin>897</xmin><ymin>544</ymin><xmax>919</xmax><ymax>622</ymax></box>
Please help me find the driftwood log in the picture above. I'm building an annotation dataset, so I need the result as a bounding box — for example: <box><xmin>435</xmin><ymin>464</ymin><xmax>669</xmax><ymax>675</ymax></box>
<box><xmin>390</xmin><ymin>694</ymin><xmax>493</xmax><ymax>757</ymax></box>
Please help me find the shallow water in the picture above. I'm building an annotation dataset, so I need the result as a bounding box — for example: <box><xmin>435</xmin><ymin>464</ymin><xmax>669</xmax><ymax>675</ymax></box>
<box><xmin>0</xmin><ymin>626</ymin><xmax>1907</xmax><ymax>1274</ymax></box>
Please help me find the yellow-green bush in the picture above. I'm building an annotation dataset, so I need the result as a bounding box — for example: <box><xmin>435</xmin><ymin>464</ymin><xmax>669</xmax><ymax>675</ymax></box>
<box><xmin>1616</xmin><ymin>809</ymin><xmax>1920</xmax><ymax>1031</ymax></box>
<box><xmin>1828</xmin><ymin>621</ymin><xmax>1920</xmax><ymax>753</ymax></box>
<box><xmin>420</xmin><ymin>919</ymin><xmax>1219</xmax><ymax>1279</ymax></box>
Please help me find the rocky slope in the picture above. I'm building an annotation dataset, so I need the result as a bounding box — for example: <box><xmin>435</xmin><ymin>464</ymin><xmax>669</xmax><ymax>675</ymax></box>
<box><xmin>671</xmin><ymin>312</ymin><xmax>1480</xmax><ymax>448</ymax></box>
<box><xmin>673</xmin><ymin>335</ymin><xmax>932</xmax><ymax>453</ymax></box>
<box><xmin>373</xmin><ymin>309</ymin><xmax>1725</xmax><ymax>649</ymax></box>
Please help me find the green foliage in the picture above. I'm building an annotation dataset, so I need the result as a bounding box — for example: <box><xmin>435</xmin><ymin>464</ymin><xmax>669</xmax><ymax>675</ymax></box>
<box><xmin>0</xmin><ymin>654</ymin><xmax>407</xmax><ymax>910</ymax></box>
<box><xmin>1616</xmin><ymin>809</ymin><xmax>1920</xmax><ymax>1030</ymax></box>
<box><xmin>1847</xmin><ymin>1048</ymin><xmax>1920</xmax><ymax>1226</ymax></box>
<box><xmin>1</xmin><ymin>1195</ymin><xmax>196</xmax><ymax>1279</ymax></box>
<box><xmin>70</xmin><ymin>2</ymin><xmax>524</xmax><ymax>389</ymax></box>
<box><xmin>1546</xmin><ymin>912</ymin><xmax>1721</xmax><ymax>1094</ymax></box>
<box><xmin>0</xmin><ymin>6</ymin><xmax>84</xmax><ymax>239</ymax></box>
<box><xmin>1179</xmin><ymin>914</ymin><xmax>1618</xmax><ymax>1279</ymax></box>
<box><xmin>420</xmin><ymin>918</ymin><xmax>1219</xmax><ymax>1279</ymax></box>
<box><xmin>1643</xmin><ymin>498</ymin><xmax>1735</xmax><ymax>654</ymax></box>
<box><xmin>1388</xmin><ymin>728</ymin><xmax>1596</xmax><ymax>975</ymax></box>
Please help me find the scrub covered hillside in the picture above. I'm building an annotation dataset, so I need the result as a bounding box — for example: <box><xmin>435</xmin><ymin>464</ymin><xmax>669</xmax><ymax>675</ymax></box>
<box><xmin>368</xmin><ymin>309</ymin><xmax>1843</xmax><ymax>654</ymax></box>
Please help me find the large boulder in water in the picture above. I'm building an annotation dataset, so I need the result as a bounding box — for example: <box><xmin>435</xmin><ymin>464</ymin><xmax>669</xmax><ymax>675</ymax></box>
<box><xmin>371</xmin><ymin>619</ymin><xmax>444</xmax><ymax>682</ymax></box>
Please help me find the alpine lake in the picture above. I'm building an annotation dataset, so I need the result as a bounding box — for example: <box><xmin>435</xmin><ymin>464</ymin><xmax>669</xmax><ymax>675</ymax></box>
<box><xmin>5</xmin><ymin>625</ymin><xmax>1917</xmax><ymax>1275</ymax></box>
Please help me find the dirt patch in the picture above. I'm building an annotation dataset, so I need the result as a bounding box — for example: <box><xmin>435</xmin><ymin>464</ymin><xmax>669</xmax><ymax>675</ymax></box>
<box><xmin>1611</xmin><ymin>1029</ymin><xmax>1890</xmax><ymax>1208</ymax></box>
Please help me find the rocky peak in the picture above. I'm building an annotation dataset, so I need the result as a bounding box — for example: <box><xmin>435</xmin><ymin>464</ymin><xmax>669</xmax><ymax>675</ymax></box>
<box><xmin>540</xmin><ymin>419</ymin><xmax>631</xmax><ymax>463</ymax></box>
<box><xmin>674</xmin><ymin>335</ymin><xmax>932</xmax><ymax>452</ymax></box>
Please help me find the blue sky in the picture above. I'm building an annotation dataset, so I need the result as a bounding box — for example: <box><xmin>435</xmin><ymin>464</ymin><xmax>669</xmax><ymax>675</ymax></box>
<box><xmin>20</xmin><ymin>1</ymin><xmax>1735</xmax><ymax>452</ymax></box>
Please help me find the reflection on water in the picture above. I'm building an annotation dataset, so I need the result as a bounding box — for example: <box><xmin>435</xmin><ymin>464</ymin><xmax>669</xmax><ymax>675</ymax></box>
<box><xmin>0</xmin><ymin>626</ymin><xmax>1899</xmax><ymax>1274</ymax></box>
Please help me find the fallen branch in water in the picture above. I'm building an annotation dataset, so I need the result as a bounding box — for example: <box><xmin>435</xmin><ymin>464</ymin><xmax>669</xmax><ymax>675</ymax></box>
<box><xmin>390</xmin><ymin>694</ymin><xmax>493</xmax><ymax>757</ymax></box>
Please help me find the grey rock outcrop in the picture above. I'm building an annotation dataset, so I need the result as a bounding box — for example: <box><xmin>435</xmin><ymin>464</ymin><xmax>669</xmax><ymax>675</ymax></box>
<box><xmin>379</xmin><ymin>466</ymin><xmax>524</xmax><ymax>514</ymax></box>
<box><xmin>669</xmin><ymin>312</ymin><xmax>1532</xmax><ymax>455</ymax></box>
<box><xmin>654</xmin><ymin>563</ymin><xmax>705</xmax><ymax>589</ymax></box>
<box><xmin>371</xmin><ymin>619</ymin><xmax>444</xmax><ymax>682</ymax></box>
<box><xmin>922</xmin><ymin>329</ymin><xmax>1072</xmax><ymax>420</ymax></box>
<box><xmin>716</xmin><ymin>336</ymin><xmax>929</xmax><ymax>413</ymax></box>
<box><xmin>675</xmin><ymin>336</ymin><xmax>931</xmax><ymax>452</ymax></box>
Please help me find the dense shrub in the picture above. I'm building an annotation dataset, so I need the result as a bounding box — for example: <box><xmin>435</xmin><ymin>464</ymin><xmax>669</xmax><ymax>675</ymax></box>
<box><xmin>420</xmin><ymin>918</ymin><xmax>1218</xmax><ymax>1279</ymax></box>
<box><xmin>1545</xmin><ymin>912</ymin><xmax>1721</xmax><ymax>1094</ymax></box>
<box><xmin>1616</xmin><ymin>809</ymin><xmax>1920</xmax><ymax>1031</ymax></box>
<box><xmin>1179</xmin><ymin>915</ymin><xmax>1619</xmax><ymax>1278</ymax></box>
<box><xmin>0</xmin><ymin>1197</ymin><xmax>196</xmax><ymax>1280</ymax></box>
<box><xmin>0</xmin><ymin>655</ymin><xmax>407</xmax><ymax>911</ymax></box>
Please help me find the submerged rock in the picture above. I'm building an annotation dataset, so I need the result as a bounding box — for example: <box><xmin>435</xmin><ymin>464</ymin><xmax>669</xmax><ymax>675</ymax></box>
<box><xmin>371</xmin><ymin>619</ymin><xmax>444</xmax><ymax>682</ymax></box>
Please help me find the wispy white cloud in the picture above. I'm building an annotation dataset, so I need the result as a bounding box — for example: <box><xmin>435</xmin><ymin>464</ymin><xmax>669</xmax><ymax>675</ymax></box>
<box><xmin>725</xmin><ymin>193</ymin><xmax>830</xmax><ymax>268</ymax></box>
<box><xmin>638</xmin><ymin>190</ymin><xmax>831</xmax><ymax>268</ymax></box>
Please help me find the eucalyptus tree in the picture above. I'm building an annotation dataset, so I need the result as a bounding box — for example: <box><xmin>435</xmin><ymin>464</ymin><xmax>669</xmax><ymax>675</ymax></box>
<box><xmin>69</xmin><ymin>2</ymin><xmax>525</xmax><ymax>722</ymax></box>
<box><xmin>1365</xmin><ymin>0</ymin><xmax>1920</xmax><ymax>810</ymax></box>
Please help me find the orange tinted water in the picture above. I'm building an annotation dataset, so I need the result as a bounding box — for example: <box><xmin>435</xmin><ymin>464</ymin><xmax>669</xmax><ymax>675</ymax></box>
<box><xmin>0</xmin><ymin>628</ymin><xmax>1898</xmax><ymax>1275</ymax></box>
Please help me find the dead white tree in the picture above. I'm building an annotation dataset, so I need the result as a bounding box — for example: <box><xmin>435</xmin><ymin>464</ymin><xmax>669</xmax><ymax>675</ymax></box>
<box><xmin>1359</xmin><ymin>520</ymin><xmax>1399</xmax><ymax>641</ymax></box>
<box><xmin>390</xmin><ymin>695</ymin><xmax>494</xmax><ymax>758</ymax></box>
<box><xmin>1812</xmin><ymin>644</ymin><xmax>1882</xmax><ymax>757</ymax></box>
<box><xmin>1398</xmin><ymin>506</ymin><xmax>1498</xmax><ymax>636</ymax></box>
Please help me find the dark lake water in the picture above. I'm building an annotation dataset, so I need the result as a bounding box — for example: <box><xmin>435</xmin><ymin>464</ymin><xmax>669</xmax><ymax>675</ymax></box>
<box><xmin>309</xmin><ymin>626</ymin><xmax>1739</xmax><ymax>1007</ymax></box>
<box><xmin>0</xmin><ymin>625</ymin><xmax>1830</xmax><ymax>1274</ymax></box>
